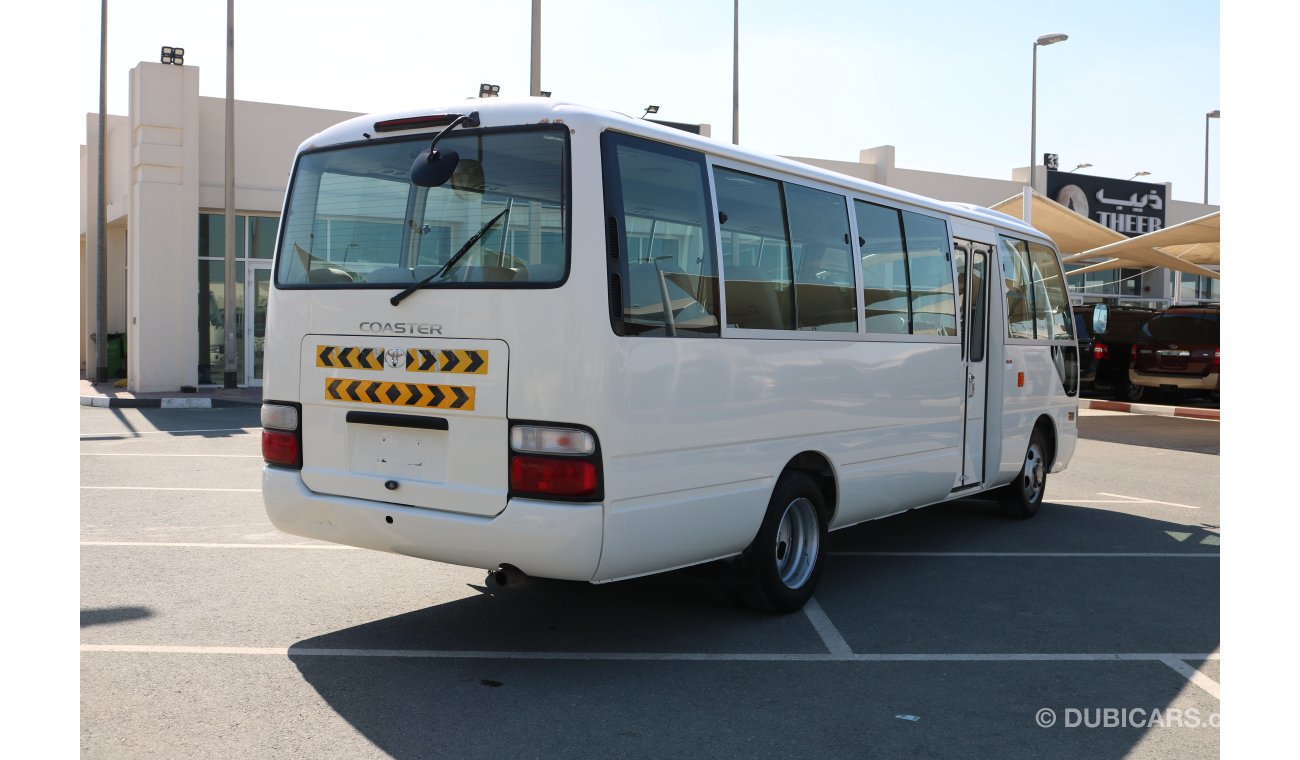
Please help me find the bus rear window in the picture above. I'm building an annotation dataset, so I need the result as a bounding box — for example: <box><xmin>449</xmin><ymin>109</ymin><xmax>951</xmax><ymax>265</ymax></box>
<box><xmin>276</xmin><ymin>127</ymin><xmax>568</xmax><ymax>288</ymax></box>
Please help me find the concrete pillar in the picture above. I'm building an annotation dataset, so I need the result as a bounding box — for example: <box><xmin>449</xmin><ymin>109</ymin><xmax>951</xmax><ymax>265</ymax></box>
<box><xmin>127</xmin><ymin>63</ymin><xmax>201</xmax><ymax>391</ymax></box>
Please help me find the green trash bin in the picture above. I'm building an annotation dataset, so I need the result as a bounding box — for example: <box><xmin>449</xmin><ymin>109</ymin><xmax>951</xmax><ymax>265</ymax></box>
<box><xmin>107</xmin><ymin>333</ymin><xmax>126</xmax><ymax>379</ymax></box>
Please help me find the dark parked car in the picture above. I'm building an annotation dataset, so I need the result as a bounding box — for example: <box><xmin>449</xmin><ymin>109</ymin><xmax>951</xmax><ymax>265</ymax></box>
<box><xmin>1129</xmin><ymin>306</ymin><xmax>1220</xmax><ymax>402</ymax></box>
<box><xmin>1074</xmin><ymin>302</ymin><xmax>1163</xmax><ymax>401</ymax></box>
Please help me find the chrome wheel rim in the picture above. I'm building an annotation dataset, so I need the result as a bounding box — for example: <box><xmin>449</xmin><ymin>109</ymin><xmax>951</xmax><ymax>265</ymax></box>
<box><xmin>1021</xmin><ymin>443</ymin><xmax>1046</xmax><ymax>504</ymax></box>
<box><xmin>774</xmin><ymin>497</ymin><xmax>819</xmax><ymax>589</ymax></box>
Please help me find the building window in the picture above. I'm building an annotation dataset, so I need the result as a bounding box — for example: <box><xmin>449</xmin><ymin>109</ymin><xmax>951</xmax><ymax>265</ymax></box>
<box><xmin>1179</xmin><ymin>273</ymin><xmax>1220</xmax><ymax>302</ymax></box>
<box><xmin>1066</xmin><ymin>265</ymin><xmax>1142</xmax><ymax>297</ymax></box>
<box><xmin>198</xmin><ymin>213</ymin><xmax>276</xmax><ymax>384</ymax></box>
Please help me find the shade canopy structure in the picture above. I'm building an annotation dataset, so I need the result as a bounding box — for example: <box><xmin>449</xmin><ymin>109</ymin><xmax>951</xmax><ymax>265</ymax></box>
<box><xmin>988</xmin><ymin>189</ymin><xmax>1220</xmax><ymax>280</ymax></box>
<box><xmin>989</xmin><ymin>188</ymin><xmax>1126</xmax><ymax>255</ymax></box>
<box><xmin>1061</xmin><ymin>212</ymin><xmax>1220</xmax><ymax>279</ymax></box>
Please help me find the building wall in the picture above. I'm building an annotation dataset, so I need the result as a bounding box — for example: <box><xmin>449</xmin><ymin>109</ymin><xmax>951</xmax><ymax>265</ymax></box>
<box><xmin>790</xmin><ymin>146</ymin><xmax>1219</xmax><ymax>225</ymax></box>
<box><xmin>197</xmin><ymin>98</ymin><xmax>360</xmax><ymax>214</ymax></box>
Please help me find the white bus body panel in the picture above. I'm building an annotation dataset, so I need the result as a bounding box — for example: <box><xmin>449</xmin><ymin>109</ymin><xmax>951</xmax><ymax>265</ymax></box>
<box><xmin>594</xmin><ymin>338</ymin><xmax>962</xmax><ymax>581</ymax></box>
<box><xmin>263</xmin><ymin>468</ymin><xmax>604</xmax><ymax>580</ymax></box>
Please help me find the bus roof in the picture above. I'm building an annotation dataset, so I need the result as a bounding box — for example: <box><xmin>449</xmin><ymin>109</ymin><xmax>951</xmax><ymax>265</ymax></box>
<box><xmin>300</xmin><ymin>98</ymin><xmax>1048</xmax><ymax>245</ymax></box>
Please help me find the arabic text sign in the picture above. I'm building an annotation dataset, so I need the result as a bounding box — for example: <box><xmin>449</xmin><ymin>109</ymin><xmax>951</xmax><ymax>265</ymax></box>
<box><xmin>1046</xmin><ymin>171</ymin><xmax>1166</xmax><ymax>237</ymax></box>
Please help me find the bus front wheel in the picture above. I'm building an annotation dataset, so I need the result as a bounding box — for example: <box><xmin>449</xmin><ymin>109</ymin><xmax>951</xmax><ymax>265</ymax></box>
<box><xmin>998</xmin><ymin>429</ymin><xmax>1048</xmax><ymax>519</ymax></box>
<box><xmin>732</xmin><ymin>472</ymin><xmax>828</xmax><ymax>614</ymax></box>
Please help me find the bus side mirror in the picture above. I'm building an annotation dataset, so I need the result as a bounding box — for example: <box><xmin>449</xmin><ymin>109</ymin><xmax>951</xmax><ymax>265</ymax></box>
<box><xmin>1091</xmin><ymin>304</ymin><xmax>1109</xmax><ymax>335</ymax></box>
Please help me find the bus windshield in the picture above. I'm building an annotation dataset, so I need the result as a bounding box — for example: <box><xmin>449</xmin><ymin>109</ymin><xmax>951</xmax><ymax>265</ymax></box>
<box><xmin>276</xmin><ymin>126</ymin><xmax>568</xmax><ymax>288</ymax></box>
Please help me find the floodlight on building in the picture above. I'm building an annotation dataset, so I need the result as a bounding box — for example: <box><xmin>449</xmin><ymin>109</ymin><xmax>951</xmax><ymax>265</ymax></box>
<box><xmin>642</xmin><ymin>105</ymin><xmax>660</xmax><ymax>119</ymax></box>
<box><xmin>1070</xmin><ymin>163</ymin><xmax>1093</xmax><ymax>173</ymax></box>
<box><xmin>1130</xmin><ymin>171</ymin><xmax>1150</xmax><ymax>180</ymax></box>
<box><xmin>479</xmin><ymin>83</ymin><xmax>500</xmax><ymax>98</ymax></box>
<box><xmin>161</xmin><ymin>46</ymin><xmax>184</xmax><ymax>65</ymax></box>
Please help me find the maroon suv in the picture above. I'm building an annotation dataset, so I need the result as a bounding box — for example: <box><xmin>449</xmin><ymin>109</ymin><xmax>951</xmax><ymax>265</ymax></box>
<box><xmin>1129</xmin><ymin>306</ymin><xmax>1220</xmax><ymax>400</ymax></box>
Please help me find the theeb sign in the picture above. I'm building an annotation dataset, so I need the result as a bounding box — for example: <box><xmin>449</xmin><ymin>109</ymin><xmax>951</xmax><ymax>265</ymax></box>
<box><xmin>1046</xmin><ymin>171</ymin><xmax>1167</xmax><ymax>237</ymax></box>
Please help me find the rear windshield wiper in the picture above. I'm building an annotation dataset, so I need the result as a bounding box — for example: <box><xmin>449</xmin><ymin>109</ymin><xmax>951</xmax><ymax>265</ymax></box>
<box><xmin>390</xmin><ymin>208</ymin><xmax>509</xmax><ymax>306</ymax></box>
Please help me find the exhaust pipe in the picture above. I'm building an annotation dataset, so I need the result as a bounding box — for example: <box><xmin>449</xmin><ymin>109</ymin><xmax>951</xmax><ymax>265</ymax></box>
<box><xmin>487</xmin><ymin>563</ymin><xmax>529</xmax><ymax>587</ymax></box>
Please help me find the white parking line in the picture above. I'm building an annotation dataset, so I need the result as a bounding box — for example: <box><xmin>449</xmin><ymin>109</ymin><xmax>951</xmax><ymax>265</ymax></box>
<box><xmin>1159</xmin><ymin>656</ymin><xmax>1221</xmax><ymax>699</ymax></box>
<box><xmin>80</xmin><ymin>453</ymin><xmax>262</xmax><ymax>458</ymax></box>
<box><xmin>1052</xmin><ymin>493</ymin><xmax>1205</xmax><ymax>510</ymax></box>
<box><xmin>74</xmin><ymin>541</ymin><xmax>1219</xmax><ymax>557</ymax></box>
<box><xmin>80</xmin><ymin>542</ymin><xmax>353</xmax><ymax>550</ymax></box>
<box><xmin>81</xmin><ymin>487</ymin><xmax>261</xmax><ymax>493</ymax></box>
<box><xmin>803</xmin><ymin>598</ymin><xmax>853</xmax><ymax>657</ymax></box>
<box><xmin>79</xmin><ymin>644</ymin><xmax>1221</xmax><ymax>666</ymax></box>
<box><xmin>80</xmin><ymin>427</ymin><xmax>260</xmax><ymax>438</ymax></box>
<box><xmin>1095</xmin><ymin>492</ymin><xmax>1204</xmax><ymax>510</ymax></box>
<box><xmin>829</xmin><ymin>552</ymin><xmax>1218</xmax><ymax>558</ymax></box>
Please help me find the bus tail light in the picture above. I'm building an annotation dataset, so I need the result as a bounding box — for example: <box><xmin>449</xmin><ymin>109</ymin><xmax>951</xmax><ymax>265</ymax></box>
<box><xmin>509</xmin><ymin>423</ymin><xmax>601</xmax><ymax>501</ymax></box>
<box><xmin>510</xmin><ymin>456</ymin><xmax>598</xmax><ymax>498</ymax></box>
<box><xmin>261</xmin><ymin>402</ymin><xmax>302</xmax><ymax>470</ymax></box>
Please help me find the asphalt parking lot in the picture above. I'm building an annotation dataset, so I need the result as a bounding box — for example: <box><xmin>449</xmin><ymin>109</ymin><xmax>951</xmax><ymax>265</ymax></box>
<box><xmin>80</xmin><ymin>406</ymin><xmax>1219</xmax><ymax>759</ymax></box>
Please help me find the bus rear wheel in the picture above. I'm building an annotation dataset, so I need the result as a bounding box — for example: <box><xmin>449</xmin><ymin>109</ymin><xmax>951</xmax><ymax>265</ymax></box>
<box><xmin>731</xmin><ymin>472</ymin><xmax>828</xmax><ymax>614</ymax></box>
<box><xmin>998</xmin><ymin>429</ymin><xmax>1048</xmax><ymax>519</ymax></box>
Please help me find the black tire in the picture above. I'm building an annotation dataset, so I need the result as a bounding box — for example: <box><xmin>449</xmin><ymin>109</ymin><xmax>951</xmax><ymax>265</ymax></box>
<box><xmin>1121</xmin><ymin>378</ymin><xmax>1145</xmax><ymax>402</ymax></box>
<box><xmin>731</xmin><ymin>472</ymin><xmax>828</xmax><ymax>614</ymax></box>
<box><xmin>998</xmin><ymin>429</ymin><xmax>1048</xmax><ymax>519</ymax></box>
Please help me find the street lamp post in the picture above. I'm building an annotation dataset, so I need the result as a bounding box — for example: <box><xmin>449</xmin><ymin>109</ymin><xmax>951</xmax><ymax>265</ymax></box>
<box><xmin>732</xmin><ymin>0</ymin><xmax>739</xmax><ymax>145</ymax></box>
<box><xmin>530</xmin><ymin>0</ymin><xmax>541</xmax><ymax>97</ymax></box>
<box><xmin>1204</xmin><ymin>109</ymin><xmax>1220</xmax><ymax>205</ymax></box>
<box><xmin>1029</xmin><ymin>33</ymin><xmax>1068</xmax><ymax>195</ymax></box>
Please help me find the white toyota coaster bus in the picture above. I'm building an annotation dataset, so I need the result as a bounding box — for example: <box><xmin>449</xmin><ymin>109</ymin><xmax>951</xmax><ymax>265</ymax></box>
<box><xmin>260</xmin><ymin>99</ymin><xmax>1079</xmax><ymax>613</ymax></box>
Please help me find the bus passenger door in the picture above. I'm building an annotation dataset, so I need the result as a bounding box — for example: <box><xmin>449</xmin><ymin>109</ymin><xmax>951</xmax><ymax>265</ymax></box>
<box><xmin>955</xmin><ymin>241</ymin><xmax>992</xmax><ymax>487</ymax></box>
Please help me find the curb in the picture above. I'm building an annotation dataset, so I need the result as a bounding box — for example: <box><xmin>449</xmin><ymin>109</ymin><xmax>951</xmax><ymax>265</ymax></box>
<box><xmin>1080</xmin><ymin>398</ymin><xmax>1219</xmax><ymax>420</ymax></box>
<box><xmin>80</xmin><ymin>396</ymin><xmax>259</xmax><ymax>409</ymax></box>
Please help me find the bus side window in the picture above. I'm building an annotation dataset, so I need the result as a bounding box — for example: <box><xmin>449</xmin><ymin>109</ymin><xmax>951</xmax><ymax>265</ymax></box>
<box><xmin>716</xmin><ymin>168</ymin><xmax>795</xmax><ymax>331</ymax></box>
<box><xmin>786</xmin><ymin>183</ymin><xmax>856</xmax><ymax>332</ymax></box>
<box><xmin>1028</xmin><ymin>242</ymin><xmax>1075</xmax><ymax>340</ymax></box>
<box><xmin>1000</xmin><ymin>237</ymin><xmax>1036</xmax><ymax>339</ymax></box>
<box><xmin>900</xmin><ymin>211</ymin><xmax>956</xmax><ymax>336</ymax></box>
<box><xmin>854</xmin><ymin>201</ymin><xmax>909</xmax><ymax>335</ymax></box>
<box><xmin>602</xmin><ymin>134</ymin><xmax>720</xmax><ymax>337</ymax></box>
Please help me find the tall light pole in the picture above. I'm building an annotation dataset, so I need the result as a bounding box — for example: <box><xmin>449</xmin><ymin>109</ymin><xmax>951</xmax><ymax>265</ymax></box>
<box><xmin>1204</xmin><ymin>109</ymin><xmax>1220</xmax><ymax>205</ymax></box>
<box><xmin>1029</xmin><ymin>33</ymin><xmax>1068</xmax><ymax>195</ymax></box>
<box><xmin>223</xmin><ymin>0</ymin><xmax>237</xmax><ymax>388</ymax></box>
<box><xmin>530</xmin><ymin>0</ymin><xmax>541</xmax><ymax>97</ymax></box>
<box><xmin>95</xmin><ymin>0</ymin><xmax>108</xmax><ymax>383</ymax></box>
<box><xmin>731</xmin><ymin>0</ymin><xmax>740</xmax><ymax>144</ymax></box>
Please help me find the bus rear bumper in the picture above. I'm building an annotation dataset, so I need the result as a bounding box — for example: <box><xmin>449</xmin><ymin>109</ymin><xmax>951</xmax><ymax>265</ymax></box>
<box><xmin>262</xmin><ymin>467</ymin><xmax>604</xmax><ymax>582</ymax></box>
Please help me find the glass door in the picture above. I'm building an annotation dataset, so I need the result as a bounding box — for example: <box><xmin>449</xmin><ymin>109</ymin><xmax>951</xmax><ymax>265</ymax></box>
<box><xmin>245</xmin><ymin>262</ymin><xmax>272</xmax><ymax>386</ymax></box>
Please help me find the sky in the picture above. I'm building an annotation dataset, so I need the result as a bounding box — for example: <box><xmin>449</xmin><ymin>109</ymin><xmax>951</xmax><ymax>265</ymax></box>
<box><xmin>78</xmin><ymin>0</ymin><xmax>1222</xmax><ymax>203</ymax></box>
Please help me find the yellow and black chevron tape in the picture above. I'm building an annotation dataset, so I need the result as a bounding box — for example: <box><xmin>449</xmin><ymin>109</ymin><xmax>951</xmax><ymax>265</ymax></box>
<box><xmin>405</xmin><ymin>348</ymin><xmax>489</xmax><ymax>374</ymax></box>
<box><xmin>316</xmin><ymin>345</ymin><xmax>385</xmax><ymax>371</ymax></box>
<box><xmin>325</xmin><ymin>378</ymin><xmax>475</xmax><ymax>411</ymax></box>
